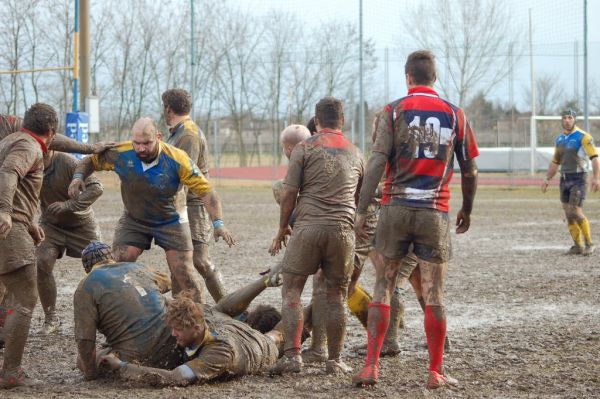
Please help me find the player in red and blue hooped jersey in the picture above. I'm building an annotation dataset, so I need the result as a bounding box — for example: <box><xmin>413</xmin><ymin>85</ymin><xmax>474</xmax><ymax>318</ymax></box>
<box><xmin>353</xmin><ymin>50</ymin><xmax>479</xmax><ymax>390</ymax></box>
<box><xmin>542</xmin><ymin>108</ymin><xmax>600</xmax><ymax>255</ymax></box>
<box><xmin>379</xmin><ymin>86</ymin><xmax>479</xmax><ymax>212</ymax></box>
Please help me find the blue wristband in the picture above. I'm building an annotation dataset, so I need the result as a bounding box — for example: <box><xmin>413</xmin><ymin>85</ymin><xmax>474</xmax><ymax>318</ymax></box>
<box><xmin>73</xmin><ymin>172</ymin><xmax>84</xmax><ymax>180</ymax></box>
<box><xmin>213</xmin><ymin>219</ymin><xmax>224</xmax><ymax>229</ymax></box>
<box><xmin>120</xmin><ymin>361</ymin><xmax>128</xmax><ymax>370</ymax></box>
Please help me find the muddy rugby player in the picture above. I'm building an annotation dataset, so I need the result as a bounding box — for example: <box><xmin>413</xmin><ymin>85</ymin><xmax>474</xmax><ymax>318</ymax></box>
<box><xmin>352</xmin><ymin>50</ymin><xmax>479</xmax><ymax>389</ymax></box>
<box><xmin>162</xmin><ymin>88</ymin><xmax>234</xmax><ymax>302</ymax></box>
<box><xmin>36</xmin><ymin>150</ymin><xmax>103</xmax><ymax>335</ymax></box>
<box><xmin>269</xmin><ymin>97</ymin><xmax>364</xmax><ymax>376</ymax></box>
<box><xmin>68</xmin><ymin>117</ymin><xmax>232</xmax><ymax>303</ymax></box>
<box><xmin>78</xmin><ymin>241</ymin><xmax>286</xmax><ymax>386</ymax></box>
<box><xmin>0</xmin><ymin>104</ymin><xmax>57</xmax><ymax>388</ymax></box>
<box><xmin>541</xmin><ymin>108</ymin><xmax>600</xmax><ymax>255</ymax></box>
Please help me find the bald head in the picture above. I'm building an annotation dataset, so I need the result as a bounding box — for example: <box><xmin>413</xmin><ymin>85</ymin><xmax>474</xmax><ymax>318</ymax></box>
<box><xmin>280</xmin><ymin>124</ymin><xmax>310</xmax><ymax>159</ymax></box>
<box><xmin>131</xmin><ymin>117</ymin><xmax>159</xmax><ymax>140</ymax></box>
<box><xmin>131</xmin><ymin>117</ymin><xmax>161</xmax><ymax>162</ymax></box>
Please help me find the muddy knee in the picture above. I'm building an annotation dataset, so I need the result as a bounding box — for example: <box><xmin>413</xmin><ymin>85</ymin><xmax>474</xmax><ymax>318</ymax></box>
<box><xmin>36</xmin><ymin>248</ymin><xmax>59</xmax><ymax>277</ymax></box>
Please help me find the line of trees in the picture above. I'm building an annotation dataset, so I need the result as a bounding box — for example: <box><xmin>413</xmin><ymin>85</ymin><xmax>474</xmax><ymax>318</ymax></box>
<box><xmin>1</xmin><ymin>0</ymin><xmax>598</xmax><ymax>164</ymax></box>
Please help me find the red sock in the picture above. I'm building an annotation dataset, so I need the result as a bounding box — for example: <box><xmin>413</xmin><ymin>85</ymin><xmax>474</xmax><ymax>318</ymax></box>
<box><xmin>424</xmin><ymin>305</ymin><xmax>446</xmax><ymax>373</ymax></box>
<box><xmin>365</xmin><ymin>302</ymin><xmax>391</xmax><ymax>366</ymax></box>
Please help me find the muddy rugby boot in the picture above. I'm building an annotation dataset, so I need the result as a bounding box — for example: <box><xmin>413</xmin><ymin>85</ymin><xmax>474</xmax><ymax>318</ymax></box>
<box><xmin>269</xmin><ymin>354</ymin><xmax>303</xmax><ymax>375</ymax></box>
<box><xmin>426</xmin><ymin>370</ymin><xmax>458</xmax><ymax>390</ymax></box>
<box><xmin>301</xmin><ymin>347</ymin><xmax>327</xmax><ymax>364</ymax></box>
<box><xmin>352</xmin><ymin>364</ymin><xmax>379</xmax><ymax>386</ymax></box>
<box><xmin>565</xmin><ymin>245</ymin><xmax>584</xmax><ymax>255</ymax></box>
<box><xmin>325</xmin><ymin>359</ymin><xmax>352</xmax><ymax>375</ymax></box>
<box><xmin>583</xmin><ymin>244</ymin><xmax>595</xmax><ymax>256</ymax></box>
<box><xmin>0</xmin><ymin>367</ymin><xmax>40</xmax><ymax>389</ymax></box>
<box><xmin>40</xmin><ymin>314</ymin><xmax>60</xmax><ymax>335</ymax></box>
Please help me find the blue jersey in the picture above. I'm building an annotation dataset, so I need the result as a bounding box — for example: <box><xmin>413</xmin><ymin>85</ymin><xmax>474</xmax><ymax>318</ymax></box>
<box><xmin>90</xmin><ymin>141</ymin><xmax>211</xmax><ymax>226</ymax></box>
<box><xmin>73</xmin><ymin>262</ymin><xmax>173</xmax><ymax>363</ymax></box>
<box><xmin>552</xmin><ymin>128</ymin><xmax>598</xmax><ymax>174</ymax></box>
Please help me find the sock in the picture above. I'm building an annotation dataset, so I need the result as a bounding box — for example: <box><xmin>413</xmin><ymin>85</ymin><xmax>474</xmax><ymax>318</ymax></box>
<box><xmin>578</xmin><ymin>218</ymin><xmax>593</xmax><ymax>245</ymax></box>
<box><xmin>347</xmin><ymin>284</ymin><xmax>372</xmax><ymax>328</ymax></box>
<box><xmin>424</xmin><ymin>305</ymin><xmax>447</xmax><ymax>374</ymax></box>
<box><xmin>364</xmin><ymin>302</ymin><xmax>390</xmax><ymax>366</ymax></box>
<box><xmin>568</xmin><ymin>222</ymin><xmax>584</xmax><ymax>247</ymax></box>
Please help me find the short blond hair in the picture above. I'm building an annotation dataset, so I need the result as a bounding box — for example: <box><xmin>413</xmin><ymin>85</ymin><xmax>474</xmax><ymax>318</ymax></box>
<box><xmin>165</xmin><ymin>291</ymin><xmax>204</xmax><ymax>329</ymax></box>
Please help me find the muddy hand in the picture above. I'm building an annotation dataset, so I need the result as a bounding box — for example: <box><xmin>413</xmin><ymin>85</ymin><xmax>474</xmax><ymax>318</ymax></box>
<box><xmin>100</xmin><ymin>353</ymin><xmax>122</xmax><ymax>371</ymax></box>
<box><xmin>28</xmin><ymin>223</ymin><xmax>45</xmax><ymax>246</ymax></box>
<box><xmin>47</xmin><ymin>201</ymin><xmax>68</xmax><ymax>216</ymax></box>
<box><xmin>214</xmin><ymin>226</ymin><xmax>235</xmax><ymax>247</ymax></box>
<box><xmin>68</xmin><ymin>178</ymin><xmax>86</xmax><ymax>199</ymax></box>
<box><xmin>591</xmin><ymin>177</ymin><xmax>600</xmax><ymax>192</ymax></box>
<box><xmin>354</xmin><ymin>213</ymin><xmax>368</xmax><ymax>240</ymax></box>
<box><xmin>455</xmin><ymin>209</ymin><xmax>471</xmax><ymax>234</ymax></box>
<box><xmin>92</xmin><ymin>141</ymin><xmax>117</xmax><ymax>154</ymax></box>
<box><xmin>0</xmin><ymin>211</ymin><xmax>12</xmax><ymax>240</ymax></box>
<box><xmin>269</xmin><ymin>226</ymin><xmax>292</xmax><ymax>256</ymax></box>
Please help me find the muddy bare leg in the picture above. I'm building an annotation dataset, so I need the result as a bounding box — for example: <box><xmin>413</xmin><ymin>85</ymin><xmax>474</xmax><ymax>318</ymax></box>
<box><xmin>193</xmin><ymin>243</ymin><xmax>227</xmax><ymax>302</ymax></box>
<box><xmin>303</xmin><ymin>271</ymin><xmax>328</xmax><ymax>363</ymax></box>
<box><xmin>1</xmin><ymin>264</ymin><xmax>38</xmax><ymax>371</ymax></box>
<box><xmin>213</xmin><ymin>276</ymin><xmax>270</xmax><ymax>317</ymax></box>
<box><xmin>36</xmin><ymin>247</ymin><xmax>60</xmax><ymax>331</ymax></box>
<box><xmin>165</xmin><ymin>249</ymin><xmax>204</xmax><ymax>303</ymax></box>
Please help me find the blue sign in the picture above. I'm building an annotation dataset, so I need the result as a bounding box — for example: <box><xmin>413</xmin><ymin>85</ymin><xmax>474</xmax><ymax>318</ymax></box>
<box><xmin>66</xmin><ymin>112</ymin><xmax>89</xmax><ymax>159</ymax></box>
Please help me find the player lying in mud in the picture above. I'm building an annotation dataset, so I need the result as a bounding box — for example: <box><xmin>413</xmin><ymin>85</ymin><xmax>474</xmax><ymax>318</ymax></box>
<box><xmin>75</xmin><ymin>241</ymin><xmax>299</xmax><ymax>386</ymax></box>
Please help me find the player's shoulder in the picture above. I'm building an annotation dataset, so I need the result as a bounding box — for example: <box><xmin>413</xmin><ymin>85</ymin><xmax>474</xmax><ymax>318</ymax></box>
<box><xmin>160</xmin><ymin>141</ymin><xmax>192</xmax><ymax>165</ymax></box>
<box><xmin>181</xmin><ymin>119</ymin><xmax>200</xmax><ymax>135</ymax></box>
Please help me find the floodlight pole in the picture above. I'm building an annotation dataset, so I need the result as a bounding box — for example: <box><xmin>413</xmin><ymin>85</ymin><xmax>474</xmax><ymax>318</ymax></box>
<box><xmin>73</xmin><ymin>0</ymin><xmax>80</xmax><ymax>112</ymax></box>
<box><xmin>528</xmin><ymin>8</ymin><xmax>536</xmax><ymax>175</ymax></box>
<box><xmin>583</xmin><ymin>0</ymin><xmax>589</xmax><ymax>131</ymax></box>
<box><xmin>79</xmin><ymin>0</ymin><xmax>90</xmax><ymax>111</ymax></box>
<box><xmin>190</xmin><ymin>0</ymin><xmax>196</xmax><ymax>121</ymax></box>
<box><xmin>358</xmin><ymin>0</ymin><xmax>365</xmax><ymax>153</ymax></box>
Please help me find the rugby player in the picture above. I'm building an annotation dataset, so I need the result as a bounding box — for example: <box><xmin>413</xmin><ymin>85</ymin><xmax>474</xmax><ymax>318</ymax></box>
<box><xmin>542</xmin><ymin>108</ymin><xmax>599</xmax><ymax>255</ymax></box>
<box><xmin>36</xmin><ymin>151</ymin><xmax>103</xmax><ymax>334</ymax></box>
<box><xmin>352</xmin><ymin>50</ymin><xmax>479</xmax><ymax>389</ymax></box>
<box><xmin>162</xmin><ymin>89</ymin><xmax>233</xmax><ymax>301</ymax></box>
<box><xmin>68</xmin><ymin>117</ymin><xmax>233</xmax><ymax>303</ymax></box>
<box><xmin>0</xmin><ymin>104</ymin><xmax>57</xmax><ymax>388</ymax></box>
<box><xmin>269</xmin><ymin>97</ymin><xmax>364</xmax><ymax>375</ymax></box>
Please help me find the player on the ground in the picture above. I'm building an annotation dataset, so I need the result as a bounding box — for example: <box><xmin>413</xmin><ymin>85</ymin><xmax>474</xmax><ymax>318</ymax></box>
<box><xmin>541</xmin><ymin>108</ymin><xmax>599</xmax><ymax>255</ymax></box>
<box><xmin>162</xmin><ymin>89</ymin><xmax>232</xmax><ymax>301</ymax></box>
<box><xmin>36</xmin><ymin>151</ymin><xmax>103</xmax><ymax>334</ymax></box>
<box><xmin>269</xmin><ymin>97</ymin><xmax>364</xmax><ymax>375</ymax></box>
<box><xmin>98</xmin><ymin>290</ymin><xmax>283</xmax><ymax>386</ymax></box>
<box><xmin>0</xmin><ymin>103</ymin><xmax>57</xmax><ymax>388</ymax></box>
<box><xmin>68</xmin><ymin>117</ymin><xmax>233</xmax><ymax>303</ymax></box>
<box><xmin>352</xmin><ymin>50</ymin><xmax>479</xmax><ymax>389</ymax></box>
<box><xmin>75</xmin><ymin>241</ymin><xmax>283</xmax><ymax>381</ymax></box>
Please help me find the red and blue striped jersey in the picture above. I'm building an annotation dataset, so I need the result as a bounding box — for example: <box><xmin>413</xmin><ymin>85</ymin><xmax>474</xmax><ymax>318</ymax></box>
<box><xmin>371</xmin><ymin>86</ymin><xmax>479</xmax><ymax>212</ymax></box>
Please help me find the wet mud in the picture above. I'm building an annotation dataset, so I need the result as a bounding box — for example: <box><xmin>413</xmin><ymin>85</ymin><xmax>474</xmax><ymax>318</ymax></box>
<box><xmin>2</xmin><ymin>178</ymin><xmax>599</xmax><ymax>398</ymax></box>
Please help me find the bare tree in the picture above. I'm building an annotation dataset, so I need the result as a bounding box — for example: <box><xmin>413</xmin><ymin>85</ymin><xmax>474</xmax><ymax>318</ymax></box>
<box><xmin>403</xmin><ymin>0</ymin><xmax>521</xmax><ymax>107</ymax></box>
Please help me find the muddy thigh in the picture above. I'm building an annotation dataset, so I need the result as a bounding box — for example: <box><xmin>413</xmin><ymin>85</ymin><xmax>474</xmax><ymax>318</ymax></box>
<box><xmin>418</xmin><ymin>260</ymin><xmax>447</xmax><ymax>306</ymax></box>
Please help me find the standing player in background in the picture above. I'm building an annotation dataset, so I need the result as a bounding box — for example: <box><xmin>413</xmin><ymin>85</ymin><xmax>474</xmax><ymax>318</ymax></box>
<box><xmin>352</xmin><ymin>50</ymin><xmax>479</xmax><ymax>389</ymax></box>
<box><xmin>542</xmin><ymin>108</ymin><xmax>599</xmax><ymax>255</ymax></box>
<box><xmin>162</xmin><ymin>89</ymin><xmax>233</xmax><ymax>301</ymax></box>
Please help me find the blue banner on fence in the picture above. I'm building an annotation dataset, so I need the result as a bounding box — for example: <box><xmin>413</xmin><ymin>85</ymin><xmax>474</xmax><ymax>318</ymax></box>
<box><xmin>65</xmin><ymin>112</ymin><xmax>89</xmax><ymax>159</ymax></box>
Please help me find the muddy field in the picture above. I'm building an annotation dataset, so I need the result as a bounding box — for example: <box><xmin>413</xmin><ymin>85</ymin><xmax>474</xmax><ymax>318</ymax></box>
<box><xmin>3</xmin><ymin>175</ymin><xmax>600</xmax><ymax>398</ymax></box>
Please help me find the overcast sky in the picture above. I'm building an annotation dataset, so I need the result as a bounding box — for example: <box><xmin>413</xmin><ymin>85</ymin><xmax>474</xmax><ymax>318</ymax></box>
<box><xmin>239</xmin><ymin>0</ymin><xmax>599</xmax><ymax>110</ymax></box>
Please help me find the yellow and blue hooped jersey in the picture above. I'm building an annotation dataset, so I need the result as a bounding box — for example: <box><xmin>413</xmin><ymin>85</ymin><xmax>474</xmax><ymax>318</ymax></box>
<box><xmin>90</xmin><ymin>141</ymin><xmax>211</xmax><ymax>226</ymax></box>
<box><xmin>552</xmin><ymin>128</ymin><xmax>598</xmax><ymax>174</ymax></box>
